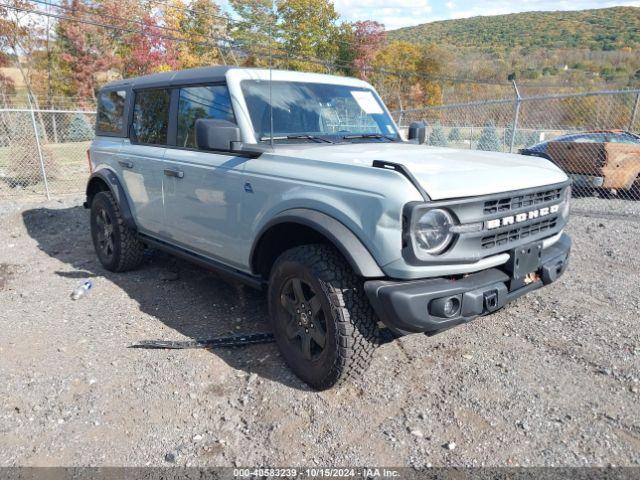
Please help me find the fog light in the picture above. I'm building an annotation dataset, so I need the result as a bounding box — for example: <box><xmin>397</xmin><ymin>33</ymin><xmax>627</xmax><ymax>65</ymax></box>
<box><xmin>430</xmin><ymin>295</ymin><xmax>462</xmax><ymax>318</ymax></box>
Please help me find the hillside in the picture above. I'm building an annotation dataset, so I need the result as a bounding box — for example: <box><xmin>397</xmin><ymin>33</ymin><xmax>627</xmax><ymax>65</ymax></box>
<box><xmin>388</xmin><ymin>7</ymin><xmax>640</xmax><ymax>53</ymax></box>
<box><xmin>387</xmin><ymin>7</ymin><xmax>640</xmax><ymax>93</ymax></box>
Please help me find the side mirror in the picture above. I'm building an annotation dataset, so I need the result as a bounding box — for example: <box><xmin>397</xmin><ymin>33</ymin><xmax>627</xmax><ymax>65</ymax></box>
<box><xmin>195</xmin><ymin>118</ymin><xmax>241</xmax><ymax>151</ymax></box>
<box><xmin>408</xmin><ymin>121</ymin><xmax>427</xmax><ymax>145</ymax></box>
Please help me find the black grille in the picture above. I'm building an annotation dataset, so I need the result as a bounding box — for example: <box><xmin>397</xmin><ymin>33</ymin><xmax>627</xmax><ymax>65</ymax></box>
<box><xmin>483</xmin><ymin>188</ymin><xmax>562</xmax><ymax>215</ymax></box>
<box><xmin>481</xmin><ymin>216</ymin><xmax>558</xmax><ymax>249</ymax></box>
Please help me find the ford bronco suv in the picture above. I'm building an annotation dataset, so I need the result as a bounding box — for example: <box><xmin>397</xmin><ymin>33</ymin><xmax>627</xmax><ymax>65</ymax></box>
<box><xmin>86</xmin><ymin>66</ymin><xmax>571</xmax><ymax>390</ymax></box>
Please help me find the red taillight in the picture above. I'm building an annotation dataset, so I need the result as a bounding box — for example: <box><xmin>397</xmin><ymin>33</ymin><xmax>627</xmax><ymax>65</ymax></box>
<box><xmin>86</xmin><ymin>149</ymin><xmax>93</xmax><ymax>174</ymax></box>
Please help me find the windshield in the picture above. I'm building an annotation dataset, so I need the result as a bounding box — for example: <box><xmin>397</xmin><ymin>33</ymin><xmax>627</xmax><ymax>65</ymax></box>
<box><xmin>240</xmin><ymin>80</ymin><xmax>400</xmax><ymax>143</ymax></box>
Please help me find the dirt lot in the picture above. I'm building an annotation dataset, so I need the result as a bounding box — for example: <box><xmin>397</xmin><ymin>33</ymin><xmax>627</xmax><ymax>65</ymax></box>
<box><xmin>0</xmin><ymin>195</ymin><xmax>639</xmax><ymax>467</ymax></box>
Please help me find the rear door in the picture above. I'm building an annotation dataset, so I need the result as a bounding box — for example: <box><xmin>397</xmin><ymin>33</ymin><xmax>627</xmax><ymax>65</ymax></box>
<box><xmin>118</xmin><ymin>88</ymin><xmax>171</xmax><ymax>235</ymax></box>
<box><xmin>161</xmin><ymin>84</ymin><xmax>247</xmax><ymax>268</ymax></box>
<box><xmin>94</xmin><ymin>88</ymin><xmax>128</xmax><ymax>185</ymax></box>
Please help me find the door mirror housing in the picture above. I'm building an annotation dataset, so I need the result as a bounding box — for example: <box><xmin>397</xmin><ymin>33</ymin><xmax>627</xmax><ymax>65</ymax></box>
<box><xmin>408</xmin><ymin>121</ymin><xmax>427</xmax><ymax>145</ymax></box>
<box><xmin>195</xmin><ymin>119</ymin><xmax>241</xmax><ymax>152</ymax></box>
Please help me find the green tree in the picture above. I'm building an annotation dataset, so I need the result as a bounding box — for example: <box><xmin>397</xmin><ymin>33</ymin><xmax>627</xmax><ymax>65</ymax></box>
<box><xmin>65</xmin><ymin>113</ymin><xmax>94</xmax><ymax>142</ymax></box>
<box><xmin>334</xmin><ymin>23</ymin><xmax>356</xmax><ymax>76</ymax></box>
<box><xmin>277</xmin><ymin>0</ymin><xmax>341</xmax><ymax>72</ymax></box>
<box><xmin>428</xmin><ymin>123</ymin><xmax>448</xmax><ymax>147</ymax></box>
<box><xmin>505</xmin><ymin>125</ymin><xmax>530</xmax><ymax>147</ymax></box>
<box><xmin>477</xmin><ymin>124</ymin><xmax>502</xmax><ymax>151</ymax></box>
<box><xmin>228</xmin><ymin>0</ymin><xmax>277</xmax><ymax>66</ymax></box>
<box><xmin>526</xmin><ymin>130</ymin><xmax>542</xmax><ymax>146</ymax></box>
<box><xmin>448</xmin><ymin>126</ymin><xmax>462</xmax><ymax>141</ymax></box>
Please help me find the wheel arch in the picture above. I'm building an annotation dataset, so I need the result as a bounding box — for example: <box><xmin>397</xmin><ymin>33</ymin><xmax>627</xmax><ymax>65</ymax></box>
<box><xmin>85</xmin><ymin>169</ymin><xmax>136</xmax><ymax>229</ymax></box>
<box><xmin>250</xmin><ymin>209</ymin><xmax>385</xmax><ymax>280</ymax></box>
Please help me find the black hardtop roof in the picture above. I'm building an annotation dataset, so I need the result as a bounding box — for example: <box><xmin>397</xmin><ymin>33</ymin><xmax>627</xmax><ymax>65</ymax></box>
<box><xmin>101</xmin><ymin>66</ymin><xmax>236</xmax><ymax>90</ymax></box>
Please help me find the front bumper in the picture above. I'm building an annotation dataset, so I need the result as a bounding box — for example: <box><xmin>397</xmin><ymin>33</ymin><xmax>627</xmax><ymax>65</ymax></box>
<box><xmin>365</xmin><ymin>234</ymin><xmax>571</xmax><ymax>335</ymax></box>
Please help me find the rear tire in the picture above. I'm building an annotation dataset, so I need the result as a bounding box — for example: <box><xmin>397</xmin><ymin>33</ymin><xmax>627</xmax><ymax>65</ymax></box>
<box><xmin>90</xmin><ymin>191</ymin><xmax>144</xmax><ymax>272</ymax></box>
<box><xmin>268</xmin><ymin>244</ymin><xmax>379</xmax><ymax>390</ymax></box>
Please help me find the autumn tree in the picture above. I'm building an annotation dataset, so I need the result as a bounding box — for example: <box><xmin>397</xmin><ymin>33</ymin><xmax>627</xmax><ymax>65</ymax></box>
<box><xmin>0</xmin><ymin>54</ymin><xmax>15</xmax><ymax>101</ymax></box>
<box><xmin>182</xmin><ymin>0</ymin><xmax>227</xmax><ymax>67</ymax></box>
<box><xmin>161</xmin><ymin>0</ymin><xmax>193</xmax><ymax>68</ymax></box>
<box><xmin>55</xmin><ymin>0</ymin><xmax>118</xmax><ymax>100</ymax></box>
<box><xmin>0</xmin><ymin>0</ymin><xmax>49</xmax><ymax>100</ymax></box>
<box><xmin>120</xmin><ymin>13</ymin><xmax>172</xmax><ymax>76</ymax></box>
<box><xmin>0</xmin><ymin>0</ymin><xmax>58</xmax><ymax>184</ymax></box>
<box><xmin>351</xmin><ymin>20</ymin><xmax>385</xmax><ymax>80</ymax></box>
<box><xmin>0</xmin><ymin>5</ymin><xmax>17</xmax><ymax>100</ymax></box>
<box><xmin>370</xmin><ymin>41</ymin><xmax>418</xmax><ymax>110</ymax></box>
<box><xmin>370</xmin><ymin>40</ymin><xmax>445</xmax><ymax>111</ymax></box>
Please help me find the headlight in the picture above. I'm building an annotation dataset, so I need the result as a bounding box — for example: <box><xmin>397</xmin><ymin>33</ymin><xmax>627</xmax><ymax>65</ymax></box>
<box><xmin>414</xmin><ymin>208</ymin><xmax>454</xmax><ymax>255</ymax></box>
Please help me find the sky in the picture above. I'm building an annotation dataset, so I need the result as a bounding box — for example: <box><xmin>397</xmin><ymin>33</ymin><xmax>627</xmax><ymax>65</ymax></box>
<box><xmin>330</xmin><ymin>0</ymin><xmax>640</xmax><ymax>30</ymax></box>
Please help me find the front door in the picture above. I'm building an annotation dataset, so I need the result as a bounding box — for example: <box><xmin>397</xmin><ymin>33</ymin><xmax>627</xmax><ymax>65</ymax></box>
<box><xmin>162</xmin><ymin>150</ymin><xmax>246</xmax><ymax>266</ymax></box>
<box><xmin>161</xmin><ymin>84</ymin><xmax>247</xmax><ymax>268</ymax></box>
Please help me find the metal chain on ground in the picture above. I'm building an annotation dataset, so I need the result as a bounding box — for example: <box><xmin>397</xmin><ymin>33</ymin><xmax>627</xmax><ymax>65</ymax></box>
<box><xmin>130</xmin><ymin>332</ymin><xmax>275</xmax><ymax>349</ymax></box>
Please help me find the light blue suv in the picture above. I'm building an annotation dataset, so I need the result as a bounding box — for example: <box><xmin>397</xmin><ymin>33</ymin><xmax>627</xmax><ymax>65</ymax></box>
<box><xmin>86</xmin><ymin>66</ymin><xmax>571</xmax><ymax>390</ymax></box>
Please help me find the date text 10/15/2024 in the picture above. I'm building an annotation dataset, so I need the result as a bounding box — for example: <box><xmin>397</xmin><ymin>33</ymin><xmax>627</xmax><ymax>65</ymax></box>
<box><xmin>233</xmin><ymin>468</ymin><xmax>401</xmax><ymax>477</ymax></box>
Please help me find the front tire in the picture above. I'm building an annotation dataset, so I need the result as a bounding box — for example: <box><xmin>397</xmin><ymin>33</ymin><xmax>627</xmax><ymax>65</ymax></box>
<box><xmin>268</xmin><ymin>244</ymin><xmax>379</xmax><ymax>390</ymax></box>
<box><xmin>90</xmin><ymin>191</ymin><xmax>144</xmax><ymax>272</ymax></box>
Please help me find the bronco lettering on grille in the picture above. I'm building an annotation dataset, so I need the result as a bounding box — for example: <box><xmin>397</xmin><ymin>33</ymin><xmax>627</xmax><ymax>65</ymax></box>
<box><xmin>486</xmin><ymin>204</ymin><xmax>560</xmax><ymax>230</ymax></box>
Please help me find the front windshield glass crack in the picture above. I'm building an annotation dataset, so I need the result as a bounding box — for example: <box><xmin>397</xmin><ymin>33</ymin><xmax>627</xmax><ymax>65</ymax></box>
<box><xmin>241</xmin><ymin>80</ymin><xmax>400</xmax><ymax>144</ymax></box>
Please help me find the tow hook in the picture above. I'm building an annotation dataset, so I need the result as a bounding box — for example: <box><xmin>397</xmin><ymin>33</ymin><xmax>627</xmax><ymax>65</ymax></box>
<box><xmin>484</xmin><ymin>290</ymin><xmax>499</xmax><ymax>312</ymax></box>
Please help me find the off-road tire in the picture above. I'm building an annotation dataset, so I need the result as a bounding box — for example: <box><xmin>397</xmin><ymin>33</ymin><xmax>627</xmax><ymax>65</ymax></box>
<box><xmin>90</xmin><ymin>191</ymin><xmax>144</xmax><ymax>272</ymax></box>
<box><xmin>268</xmin><ymin>244</ymin><xmax>379</xmax><ymax>390</ymax></box>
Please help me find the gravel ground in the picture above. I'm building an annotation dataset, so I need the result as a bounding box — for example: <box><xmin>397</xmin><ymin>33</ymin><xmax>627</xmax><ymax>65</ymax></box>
<box><xmin>0</xmin><ymin>195</ymin><xmax>639</xmax><ymax>467</ymax></box>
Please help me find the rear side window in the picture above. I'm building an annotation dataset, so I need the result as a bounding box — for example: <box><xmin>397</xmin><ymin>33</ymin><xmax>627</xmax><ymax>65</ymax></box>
<box><xmin>131</xmin><ymin>88</ymin><xmax>171</xmax><ymax>145</ymax></box>
<box><xmin>177</xmin><ymin>85</ymin><xmax>236</xmax><ymax>148</ymax></box>
<box><xmin>97</xmin><ymin>90</ymin><xmax>127</xmax><ymax>135</ymax></box>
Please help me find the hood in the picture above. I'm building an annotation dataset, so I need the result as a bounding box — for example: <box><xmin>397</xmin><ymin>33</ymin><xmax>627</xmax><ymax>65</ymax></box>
<box><xmin>269</xmin><ymin>142</ymin><xmax>568</xmax><ymax>200</ymax></box>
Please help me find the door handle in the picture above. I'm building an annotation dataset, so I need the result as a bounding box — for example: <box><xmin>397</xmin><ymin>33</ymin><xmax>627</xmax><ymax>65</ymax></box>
<box><xmin>164</xmin><ymin>168</ymin><xmax>184</xmax><ymax>179</ymax></box>
<box><xmin>118</xmin><ymin>160</ymin><xmax>134</xmax><ymax>169</ymax></box>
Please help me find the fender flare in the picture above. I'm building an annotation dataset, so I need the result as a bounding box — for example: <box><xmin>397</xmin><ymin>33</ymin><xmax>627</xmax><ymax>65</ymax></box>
<box><xmin>85</xmin><ymin>168</ymin><xmax>137</xmax><ymax>229</ymax></box>
<box><xmin>251</xmin><ymin>208</ymin><xmax>385</xmax><ymax>278</ymax></box>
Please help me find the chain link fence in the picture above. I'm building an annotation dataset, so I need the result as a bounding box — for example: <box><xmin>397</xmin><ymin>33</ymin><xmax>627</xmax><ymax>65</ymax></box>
<box><xmin>2</xmin><ymin>89</ymin><xmax>640</xmax><ymax>219</ymax></box>
<box><xmin>0</xmin><ymin>107</ymin><xmax>95</xmax><ymax>199</ymax></box>
<box><xmin>394</xmin><ymin>87</ymin><xmax>640</xmax><ymax>217</ymax></box>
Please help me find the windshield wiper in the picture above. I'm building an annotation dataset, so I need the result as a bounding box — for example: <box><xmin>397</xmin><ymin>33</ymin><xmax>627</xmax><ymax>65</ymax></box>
<box><xmin>259</xmin><ymin>134</ymin><xmax>333</xmax><ymax>144</ymax></box>
<box><xmin>342</xmin><ymin>133</ymin><xmax>396</xmax><ymax>142</ymax></box>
